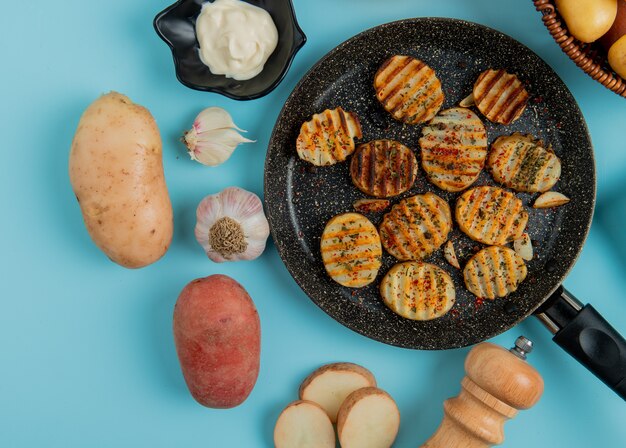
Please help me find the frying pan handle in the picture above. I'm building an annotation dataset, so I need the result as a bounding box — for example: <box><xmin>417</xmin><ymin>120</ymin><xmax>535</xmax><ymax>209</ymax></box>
<box><xmin>534</xmin><ymin>286</ymin><xmax>626</xmax><ymax>400</ymax></box>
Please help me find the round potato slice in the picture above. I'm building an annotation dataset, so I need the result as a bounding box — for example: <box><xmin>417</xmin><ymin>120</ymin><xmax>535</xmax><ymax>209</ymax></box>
<box><xmin>419</xmin><ymin>107</ymin><xmax>488</xmax><ymax>192</ymax></box>
<box><xmin>337</xmin><ymin>387</ymin><xmax>400</xmax><ymax>448</ymax></box>
<box><xmin>296</xmin><ymin>107</ymin><xmax>362</xmax><ymax>166</ymax></box>
<box><xmin>488</xmin><ymin>133</ymin><xmax>561</xmax><ymax>193</ymax></box>
<box><xmin>374</xmin><ymin>55</ymin><xmax>444</xmax><ymax>125</ymax></box>
<box><xmin>463</xmin><ymin>246</ymin><xmax>528</xmax><ymax>299</ymax></box>
<box><xmin>473</xmin><ymin>69</ymin><xmax>529</xmax><ymax>125</ymax></box>
<box><xmin>350</xmin><ymin>140</ymin><xmax>417</xmax><ymax>198</ymax></box>
<box><xmin>380</xmin><ymin>262</ymin><xmax>455</xmax><ymax>320</ymax></box>
<box><xmin>299</xmin><ymin>362</ymin><xmax>377</xmax><ymax>423</ymax></box>
<box><xmin>379</xmin><ymin>192</ymin><xmax>452</xmax><ymax>261</ymax></box>
<box><xmin>274</xmin><ymin>400</ymin><xmax>335</xmax><ymax>448</ymax></box>
<box><xmin>321</xmin><ymin>213</ymin><xmax>382</xmax><ymax>288</ymax></box>
<box><xmin>455</xmin><ymin>186</ymin><xmax>528</xmax><ymax>245</ymax></box>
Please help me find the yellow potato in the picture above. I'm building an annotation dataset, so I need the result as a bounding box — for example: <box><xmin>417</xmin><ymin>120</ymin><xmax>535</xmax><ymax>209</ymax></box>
<box><xmin>608</xmin><ymin>34</ymin><xmax>626</xmax><ymax>79</ymax></box>
<box><xmin>69</xmin><ymin>92</ymin><xmax>173</xmax><ymax>268</ymax></box>
<box><xmin>556</xmin><ymin>0</ymin><xmax>617</xmax><ymax>43</ymax></box>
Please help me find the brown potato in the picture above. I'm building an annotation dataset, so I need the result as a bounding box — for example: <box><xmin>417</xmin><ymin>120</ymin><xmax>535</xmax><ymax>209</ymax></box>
<box><xmin>69</xmin><ymin>92</ymin><xmax>173</xmax><ymax>268</ymax></box>
<box><xmin>173</xmin><ymin>275</ymin><xmax>260</xmax><ymax>408</ymax></box>
<box><xmin>555</xmin><ymin>0</ymin><xmax>617</xmax><ymax>43</ymax></box>
<box><xmin>299</xmin><ymin>362</ymin><xmax>377</xmax><ymax>423</ymax></box>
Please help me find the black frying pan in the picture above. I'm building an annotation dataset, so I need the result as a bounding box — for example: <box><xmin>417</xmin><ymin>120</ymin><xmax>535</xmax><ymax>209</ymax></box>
<box><xmin>264</xmin><ymin>18</ymin><xmax>626</xmax><ymax>399</ymax></box>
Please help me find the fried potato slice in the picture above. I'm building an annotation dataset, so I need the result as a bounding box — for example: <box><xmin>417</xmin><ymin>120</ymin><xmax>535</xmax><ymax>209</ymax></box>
<box><xmin>455</xmin><ymin>186</ymin><xmax>528</xmax><ymax>245</ymax></box>
<box><xmin>488</xmin><ymin>133</ymin><xmax>561</xmax><ymax>193</ymax></box>
<box><xmin>350</xmin><ymin>139</ymin><xmax>418</xmax><ymax>198</ymax></box>
<box><xmin>419</xmin><ymin>107</ymin><xmax>488</xmax><ymax>192</ymax></box>
<box><xmin>379</xmin><ymin>192</ymin><xmax>452</xmax><ymax>261</ymax></box>
<box><xmin>374</xmin><ymin>55</ymin><xmax>444</xmax><ymax>125</ymax></box>
<box><xmin>321</xmin><ymin>213</ymin><xmax>382</xmax><ymax>288</ymax></box>
<box><xmin>296</xmin><ymin>107</ymin><xmax>362</xmax><ymax>166</ymax></box>
<box><xmin>380</xmin><ymin>262</ymin><xmax>456</xmax><ymax>320</ymax></box>
<box><xmin>473</xmin><ymin>69</ymin><xmax>529</xmax><ymax>125</ymax></box>
<box><xmin>463</xmin><ymin>246</ymin><xmax>527</xmax><ymax>299</ymax></box>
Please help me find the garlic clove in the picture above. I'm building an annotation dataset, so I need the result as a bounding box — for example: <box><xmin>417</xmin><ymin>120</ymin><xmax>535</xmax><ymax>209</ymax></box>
<box><xmin>195</xmin><ymin>187</ymin><xmax>270</xmax><ymax>263</ymax></box>
<box><xmin>444</xmin><ymin>240</ymin><xmax>461</xmax><ymax>269</ymax></box>
<box><xmin>195</xmin><ymin>107</ymin><xmax>245</xmax><ymax>133</ymax></box>
<box><xmin>459</xmin><ymin>93</ymin><xmax>475</xmax><ymax>107</ymax></box>
<box><xmin>533</xmin><ymin>191</ymin><xmax>570</xmax><ymax>209</ymax></box>
<box><xmin>183</xmin><ymin>107</ymin><xmax>255</xmax><ymax>166</ymax></box>
<box><xmin>513</xmin><ymin>232</ymin><xmax>533</xmax><ymax>261</ymax></box>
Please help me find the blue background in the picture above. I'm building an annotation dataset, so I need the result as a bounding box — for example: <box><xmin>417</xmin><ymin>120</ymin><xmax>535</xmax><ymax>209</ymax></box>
<box><xmin>1</xmin><ymin>0</ymin><xmax>625</xmax><ymax>446</ymax></box>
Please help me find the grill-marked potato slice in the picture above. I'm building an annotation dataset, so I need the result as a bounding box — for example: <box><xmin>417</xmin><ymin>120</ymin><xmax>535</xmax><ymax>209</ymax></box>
<box><xmin>463</xmin><ymin>246</ymin><xmax>527</xmax><ymax>299</ymax></box>
<box><xmin>296</xmin><ymin>107</ymin><xmax>362</xmax><ymax>166</ymax></box>
<box><xmin>379</xmin><ymin>193</ymin><xmax>452</xmax><ymax>261</ymax></box>
<box><xmin>380</xmin><ymin>262</ymin><xmax>456</xmax><ymax>320</ymax></box>
<box><xmin>321</xmin><ymin>213</ymin><xmax>382</xmax><ymax>288</ymax></box>
<box><xmin>419</xmin><ymin>107</ymin><xmax>488</xmax><ymax>192</ymax></box>
<box><xmin>488</xmin><ymin>133</ymin><xmax>561</xmax><ymax>193</ymax></box>
<box><xmin>456</xmin><ymin>186</ymin><xmax>528</xmax><ymax>245</ymax></box>
<box><xmin>374</xmin><ymin>55</ymin><xmax>444</xmax><ymax>125</ymax></box>
<box><xmin>473</xmin><ymin>69</ymin><xmax>529</xmax><ymax>125</ymax></box>
<box><xmin>350</xmin><ymin>139</ymin><xmax>418</xmax><ymax>198</ymax></box>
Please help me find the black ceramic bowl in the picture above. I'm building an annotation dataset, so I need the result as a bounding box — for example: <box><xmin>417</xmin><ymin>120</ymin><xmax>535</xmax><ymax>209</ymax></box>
<box><xmin>154</xmin><ymin>0</ymin><xmax>306</xmax><ymax>100</ymax></box>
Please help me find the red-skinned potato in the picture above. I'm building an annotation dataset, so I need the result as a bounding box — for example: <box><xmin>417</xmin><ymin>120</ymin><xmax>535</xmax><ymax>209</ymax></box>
<box><xmin>173</xmin><ymin>275</ymin><xmax>260</xmax><ymax>408</ymax></box>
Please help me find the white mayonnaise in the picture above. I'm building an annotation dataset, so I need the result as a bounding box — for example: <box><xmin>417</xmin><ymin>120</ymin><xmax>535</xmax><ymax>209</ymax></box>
<box><xmin>196</xmin><ymin>0</ymin><xmax>279</xmax><ymax>81</ymax></box>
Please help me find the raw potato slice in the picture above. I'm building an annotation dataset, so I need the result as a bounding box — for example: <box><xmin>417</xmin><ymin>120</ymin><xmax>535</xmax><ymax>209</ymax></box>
<box><xmin>380</xmin><ymin>262</ymin><xmax>456</xmax><ymax>320</ymax></box>
<box><xmin>488</xmin><ymin>133</ymin><xmax>561</xmax><ymax>193</ymax></box>
<box><xmin>350</xmin><ymin>140</ymin><xmax>418</xmax><ymax>198</ymax></box>
<box><xmin>455</xmin><ymin>186</ymin><xmax>528</xmax><ymax>245</ymax></box>
<box><xmin>379</xmin><ymin>192</ymin><xmax>452</xmax><ymax>261</ymax></box>
<box><xmin>296</xmin><ymin>107</ymin><xmax>362</xmax><ymax>166</ymax></box>
<box><xmin>473</xmin><ymin>69</ymin><xmax>529</xmax><ymax>125</ymax></box>
<box><xmin>374</xmin><ymin>55</ymin><xmax>444</xmax><ymax>125</ymax></box>
<box><xmin>274</xmin><ymin>400</ymin><xmax>335</xmax><ymax>448</ymax></box>
<box><xmin>321</xmin><ymin>213</ymin><xmax>382</xmax><ymax>288</ymax></box>
<box><xmin>419</xmin><ymin>107</ymin><xmax>488</xmax><ymax>192</ymax></box>
<box><xmin>299</xmin><ymin>363</ymin><xmax>377</xmax><ymax>423</ymax></box>
<box><xmin>463</xmin><ymin>246</ymin><xmax>528</xmax><ymax>299</ymax></box>
<box><xmin>337</xmin><ymin>387</ymin><xmax>400</xmax><ymax>448</ymax></box>
<box><xmin>353</xmin><ymin>198</ymin><xmax>391</xmax><ymax>213</ymax></box>
<box><xmin>533</xmin><ymin>191</ymin><xmax>570</xmax><ymax>208</ymax></box>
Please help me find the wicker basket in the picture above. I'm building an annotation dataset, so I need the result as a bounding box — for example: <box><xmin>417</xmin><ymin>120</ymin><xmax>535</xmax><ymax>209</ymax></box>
<box><xmin>534</xmin><ymin>0</ymin><xmax>626</xmax><ymax>98</ymax></box>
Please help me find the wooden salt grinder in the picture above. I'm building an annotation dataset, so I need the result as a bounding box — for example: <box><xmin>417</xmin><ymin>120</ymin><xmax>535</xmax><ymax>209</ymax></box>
<box><xmin>421</xmin><ymin>336</ymin><xmax>544</xmax><ymax>448</ymax></box>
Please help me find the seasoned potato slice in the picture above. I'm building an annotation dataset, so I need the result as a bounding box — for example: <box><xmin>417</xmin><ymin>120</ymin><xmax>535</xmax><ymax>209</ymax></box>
<box><xmin>463</xmin><ymin>246</ymin><xmax>527</xmax><ymax>299</ymax></box>
<box><xmin>379</xmin><ymin>193</ymin><xmax>452</xmax><ymax>261</ymax></box>
<box><xmin>350</xmin><ymin>140</ymin><xmax>418</xmax><ymax>198</ymax></box>
<box><xmin>296</xmin><ymin>107</ymin><xmax>362</xmax><ymax>166</ymax></box>
<box><xmin>299</xmin><ymin>362</ymin><xmax>377</xmax><ymax>423</ymax></box>
<box><xmin>456</xmin><ymin>186</ymin><xmax>528</xmax><ymax>245</ymax></box>
<box><xmin>488</xmin><ymin>133</ymin><xmax>561</xmax><ymax>193</ymax></box>
<box><xmin>274</xmin><ymin>400</ymin><xmax>335</xmax><ymax>448</ymax></box>
<box><xmin>419</xmin><ymin>107</ymin><xmax>488</xmax><ymax>192</ymax></box>
<box><xmin>473</xmin><ymin>69</ymin><xmax>529</xmax><ymax>125</ymax></box>
<box><xmin>321</xmin><ymin>213</ymin><xmax>382</xmax><ymax>288</ymax></box>
<box><xmin>374</xmin><ymin>55</ymin><xmax>444</xmax><ymax>125</ymax></box>
<box><xmin>380</xmin><ymin>262</ymin><xmax>455</xmax><ymax>320</ymax></box>
<box><xmin>337</xmin><ymin>387</ymin><xmax>400</xmax><ymax>448</ymax></box>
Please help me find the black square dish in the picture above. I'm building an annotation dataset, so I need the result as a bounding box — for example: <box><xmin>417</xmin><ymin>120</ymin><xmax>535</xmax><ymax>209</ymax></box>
<box><xmin>154</xmin><ymin>0</ymin><xmax>306</xmax><ymax>100</ymax></box>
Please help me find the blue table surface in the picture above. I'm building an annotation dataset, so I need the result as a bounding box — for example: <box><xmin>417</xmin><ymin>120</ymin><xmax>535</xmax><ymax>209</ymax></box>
<box><xmin>1</xmin><ymin>0</ymin><xmax>625</xmax><ymax>446</ymax></box>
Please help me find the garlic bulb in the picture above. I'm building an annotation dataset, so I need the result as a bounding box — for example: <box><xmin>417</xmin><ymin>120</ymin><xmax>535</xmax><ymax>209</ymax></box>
<box><xmin>183</xmin><ymin>107</ymin><xmax>255</xmax><ymax>166</ymax></box>
<box><xmin>195</xmin><ymin>187</ymin><xmax>270</xmax><ymax>262</ymax></box>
